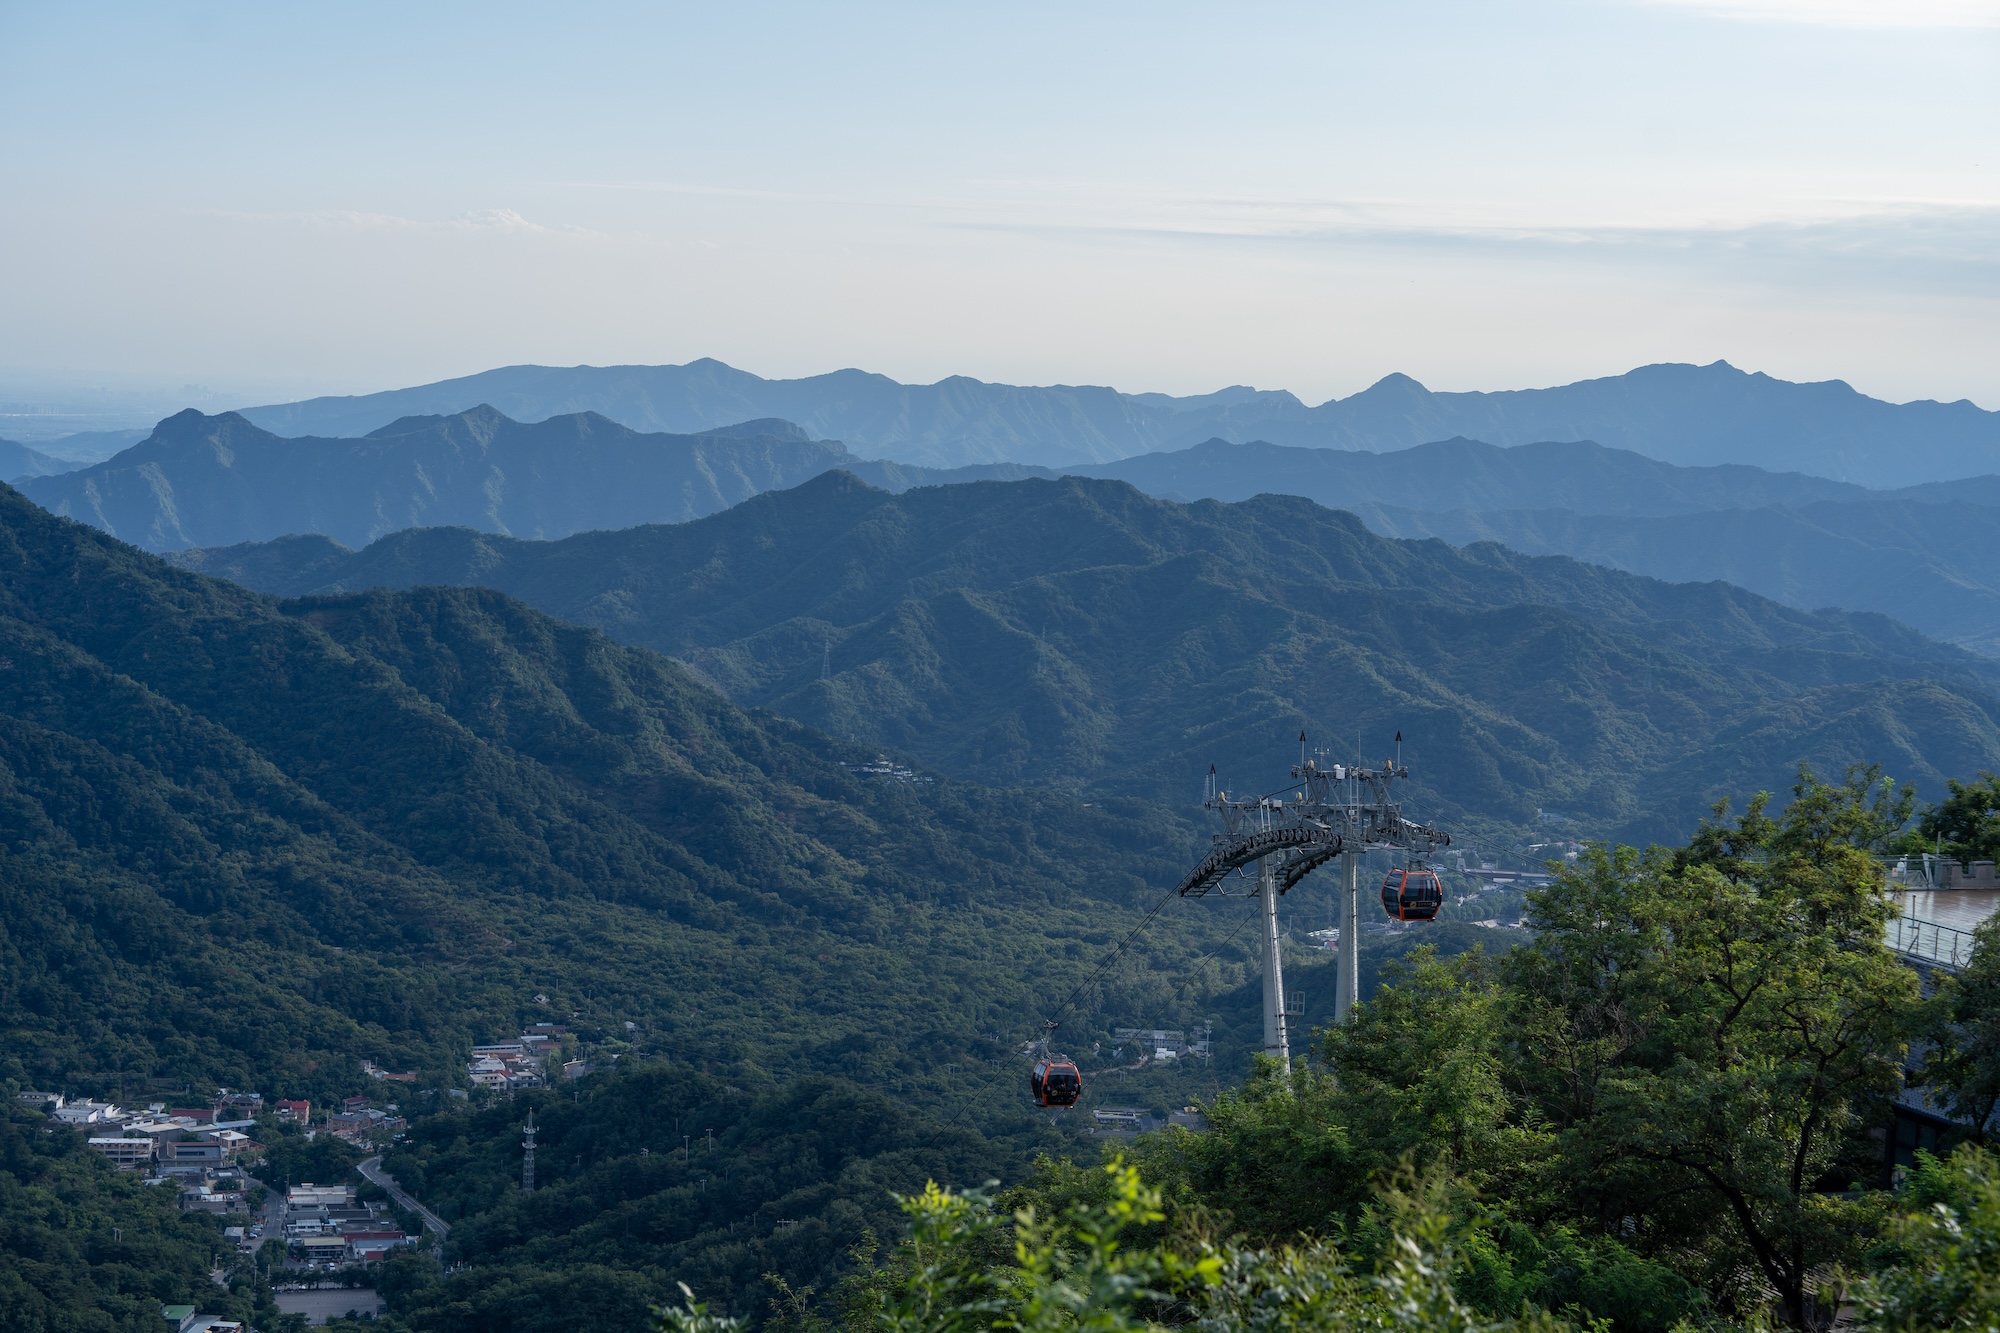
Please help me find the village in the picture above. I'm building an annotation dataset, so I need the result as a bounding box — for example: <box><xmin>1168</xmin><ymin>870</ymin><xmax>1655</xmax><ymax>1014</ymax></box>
<box><xmin>16</xmin><ymin>1020</ymin><xmax>595</xmax><ymax>1281</ymax></box>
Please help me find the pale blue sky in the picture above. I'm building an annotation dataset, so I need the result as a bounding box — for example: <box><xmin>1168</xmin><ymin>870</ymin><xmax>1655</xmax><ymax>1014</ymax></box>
<box><xmin>1</xmin><ymin>0</ymin><xmax>1995</xmax><ymax>406</ymax></box>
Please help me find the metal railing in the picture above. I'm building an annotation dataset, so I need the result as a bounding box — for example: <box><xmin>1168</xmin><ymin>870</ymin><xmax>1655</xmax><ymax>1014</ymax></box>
<box><xmin>1888</xmin><ymin>915</ymin><xmax>1977</xmax><ymax>971</ymax></box>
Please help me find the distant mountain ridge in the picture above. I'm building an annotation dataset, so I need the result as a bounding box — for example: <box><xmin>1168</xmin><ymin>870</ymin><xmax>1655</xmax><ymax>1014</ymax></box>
<box><xmin>1064</xmin><ymin>439</ymin><xmax>2000</xmax><ymax>655</ymax></box>
<box><xmin>236</xmin><ymin>357</ymin><xmax>2000</xmax><ymax>484</ymax></box>
<box><xmin>42</xmin><ymin>400</ymin><xmax>1974</xmax><ymax>556</ymax></box>
<box><xmin>59</xmin><ymin>405</ymin><xmax>2000</xmax><ymax>662</ymax></box>
<box><xmin>1074</xmin><ymin>436</ymin><xmax>1878</xmax><ymax>516</ymax></box>
<box><xmin>173</xmin><ymin>469</ymin><xmax>2000</xmax><ymax>844</ymax></box>
<box><xmin>16</xmin><ymin>406</ymin><xmax>1027</xmax><ymax>551</ymax></box>
<box><xmin>0</xmin><ymin>437</ymin><xmax>81</xmax><ymax>482</ymax></box>
<box><xmin>1359</xmin><ymin>499</ymin><xmax>2000</xmax><ymax>658</ymax></box>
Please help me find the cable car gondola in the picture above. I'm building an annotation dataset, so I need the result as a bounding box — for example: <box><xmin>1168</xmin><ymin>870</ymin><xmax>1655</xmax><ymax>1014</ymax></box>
<box><xmin>1030</xmin><ymin>1058</ymin><xmax>1082</xmax><ymax>1108</ymax></box>
<box><xmin>1381</xmin><ymin>865</ymin><xmax>1444</xmax><ymax>922</ymax></box>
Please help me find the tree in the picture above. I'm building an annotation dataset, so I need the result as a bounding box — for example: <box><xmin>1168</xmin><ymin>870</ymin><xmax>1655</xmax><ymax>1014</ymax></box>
<box><xmin>1319</xmin><ymin>947</ymin><xmax>1549</xmax><ymax>1204</ymax></box>
<box><xmin>1909</xmin><ymin>773</ymin><xmax>2000</xmax><ymax>867</ymax></box>
<box><xmin>657</xmin><ymin>1160</ymin><xmax>1573</xmax><ymax>1333</ymax></box>
<box><xmin>1854</xmin><ymin>1145</ymin><xmax>2000</xmax><ymax>1332</ymax></box>
<box><xmin>1121</xmin><ymin>950</ymin><xmax>1539</xmax><ymax>1248</ymax></box>
<box><xmin>1505</xmin><ymin>768</ymin><xmax>1922</xmax><ymax>1329</ymax></box>
<box><xmin>1921</xmin><ymin>913</ymin><xmax>2000</xmax><ymax>1145</ymax></box>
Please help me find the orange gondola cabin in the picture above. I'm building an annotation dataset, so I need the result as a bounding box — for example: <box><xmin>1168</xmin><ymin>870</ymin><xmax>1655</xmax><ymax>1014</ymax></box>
<box><xmin>1381</xmin><ymin>866</ymin><xmax>1444</xmax><ymax>922</ymax></box>
<box><xmin>1031</xmin><ymin>1059</ymin><xmax>1082</xmax><ymax>1108</ymax></box>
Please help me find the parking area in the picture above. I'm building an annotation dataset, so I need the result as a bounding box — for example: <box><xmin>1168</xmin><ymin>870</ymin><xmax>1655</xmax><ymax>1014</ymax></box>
<box><xmin>272</xmin><ymin>1289</ymin><xmax>384</xmax><ymax>1325</ymax></box>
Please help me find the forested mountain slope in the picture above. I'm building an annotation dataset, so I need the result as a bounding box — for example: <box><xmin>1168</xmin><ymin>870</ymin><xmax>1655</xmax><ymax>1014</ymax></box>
<box><xmin>235</xmin><ymin>357</ymin><xmax>2000</xmax><ymax>482</ymax></box>
<box><xmin>178</xmin><ymin>471</ymin><xmax>2000</xmax><ymax>844</ymax></box>
<box><xmin>0</xmin><ymin>482</ymin><xmax>1233</xmax><ymax>1106</ymax></box>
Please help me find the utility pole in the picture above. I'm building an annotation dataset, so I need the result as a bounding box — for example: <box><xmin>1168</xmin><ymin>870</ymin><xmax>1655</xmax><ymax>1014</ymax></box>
<box><xmin>521</xmin><ymin>1110</ymin><xmax>536</xmax><ymax>1193</ymax></box>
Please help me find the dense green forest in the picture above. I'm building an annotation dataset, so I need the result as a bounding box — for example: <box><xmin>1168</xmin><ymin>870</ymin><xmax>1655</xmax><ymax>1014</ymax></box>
<box><xmin>178</xmin><ymin>471</ymin><xmax>2000</xmax><ymax>844</ymax></box>
<box><xmin>0</xmin><ymin>480</ymin><xmax>1280</xmax><ymax>1105</ymax></box>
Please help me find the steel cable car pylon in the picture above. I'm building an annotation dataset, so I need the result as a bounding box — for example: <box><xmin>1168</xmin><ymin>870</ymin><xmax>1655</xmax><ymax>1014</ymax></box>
<box><xmin>1174</xmin><ymin>732</ymin><xmax>1451</xmax><ymax>1055</ymax></box>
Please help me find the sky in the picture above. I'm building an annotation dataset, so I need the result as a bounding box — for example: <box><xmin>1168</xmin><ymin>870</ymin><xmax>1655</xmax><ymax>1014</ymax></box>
<box><xmin>0</xmin><ymin>0</ymin><xmax>1996</xmax><ymax>410</ymax></box>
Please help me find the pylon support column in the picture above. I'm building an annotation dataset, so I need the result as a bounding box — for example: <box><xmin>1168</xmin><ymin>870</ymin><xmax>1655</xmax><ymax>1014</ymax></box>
<box><xmin>1259</xmin><ymin>856</ymin><xmax>1291</xmax><ymax>1070</ymax></box>
<box><xmin>1334</xmin><ymin>849</ymin><xmax>1361</xmax><ymax>1023</ymax></box>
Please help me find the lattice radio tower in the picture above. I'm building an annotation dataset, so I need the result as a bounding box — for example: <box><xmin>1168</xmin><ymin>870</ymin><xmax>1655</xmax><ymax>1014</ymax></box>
<box><xmin>1172</xmin><ymin>733</ymin><xmax>1450</xmax><ymax>1069</ymax></box>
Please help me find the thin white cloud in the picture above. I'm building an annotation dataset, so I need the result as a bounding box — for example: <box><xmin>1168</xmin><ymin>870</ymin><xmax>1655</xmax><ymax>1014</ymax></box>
<box><xmin>196</xmin><ymin>207</ymin><xmax>605</xmax><ymax>239</ymax></box>
<box><xmin>942</xmin><ymin>199</ymin><xmax>2000</xmax><ymax>299</ymax></box>
<box><xmin>1636</xmin><ymin>0</ymin><xmax>2000</xmax><ymax>27</ymax></box>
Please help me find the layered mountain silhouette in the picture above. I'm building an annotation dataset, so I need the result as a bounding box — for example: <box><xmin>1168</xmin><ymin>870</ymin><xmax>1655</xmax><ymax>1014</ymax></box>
<box><xmin>236</xmin><ymin>357</ymin><xmax>2000</xmax><ymax>484</ymax></box>
<box><xmin>173</xmin><ymin>470</ymin><xmax>2000</xmax><ymax>844</ymax></box>
<box><xmin>1072</xmin><ymin>436</ymin><xmax>1878</xmax><ymax>515</ymax></box>
<box><xmin>15</xmin><ymin>406</ymin><xmax>1030</xmax><ymax>551</ymax></box>
<box><xmin>0</xmin><ymin>437</ymin><xmax>80</xmax><ymax>482</ymax></box>
<box><xmin>1064</xmin><ymin>438</ymin><xmax>2000</xmax><ymax>655</ymax></box>
<box><xmin>1362</xmin><ymin>500</ymin><xmax>2000</xmax><ymax>658</ymax></box>
<box><xmin>35</xmin><ymin>402</ymin><xmax>1980</xmax><ymax>557</ymax></box>
<box><xmin>61</xmin><ymin>404</ymin><xmax>2000</xmax><ymax>661</ymax></box>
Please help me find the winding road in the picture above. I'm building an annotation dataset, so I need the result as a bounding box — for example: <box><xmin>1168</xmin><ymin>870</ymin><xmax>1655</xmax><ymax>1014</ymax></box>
<box><xmin>356</xmin><ymin>1155</ymin><xmax>449</xmax><ymax>1249</ymax></box>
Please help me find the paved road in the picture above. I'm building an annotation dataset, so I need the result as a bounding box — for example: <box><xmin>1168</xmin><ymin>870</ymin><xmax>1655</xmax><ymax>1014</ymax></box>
<box><xmin>356</xmin><ymin>1156</ymin><xmax>449</xmax><ymax>1245</ymax></box>
<box><xmin>242</xmin><ymin>1172</ymin><xmax>287</xmax><ymax>1266</ymax></box>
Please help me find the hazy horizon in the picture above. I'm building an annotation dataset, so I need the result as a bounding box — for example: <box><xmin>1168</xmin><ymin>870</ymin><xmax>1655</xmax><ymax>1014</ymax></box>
<box><xmin>3</xmin><ymin>1</ymin><xmax>1996</xmax><ymax>410</ymax></box>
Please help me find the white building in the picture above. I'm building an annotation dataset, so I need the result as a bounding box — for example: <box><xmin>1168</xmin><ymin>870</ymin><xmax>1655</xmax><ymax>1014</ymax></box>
<box><xmin>87</xmin><ymin>1137</ymin><xmax>155</xmax><ymax>1168</ymax></box>
<box><xmin>55</xmin><ymin>1101</ymin><xmax>123</xmax><ymax>1125</ymax></box>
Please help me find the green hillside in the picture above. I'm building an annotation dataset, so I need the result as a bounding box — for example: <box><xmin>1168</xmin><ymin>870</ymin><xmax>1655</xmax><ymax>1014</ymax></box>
<box><xmin>177</xmin><ymin>471</ymin><xmax>2000</xmax><ymax>845</ymax></box>
<box><xmin>371</xmin><ymin>1067</ymin><xmax>1022</xmax><ymax>1332</ymax></box>
<box><xmin>0</xmin><ymin>481</ymin><xmax>1283</xmax><ymax>1109</ymax></box>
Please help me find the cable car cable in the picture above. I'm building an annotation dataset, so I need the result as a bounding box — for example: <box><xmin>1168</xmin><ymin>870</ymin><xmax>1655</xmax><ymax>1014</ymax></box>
<box><xmin>1036</xmin><ymin>883</ymin><xmax>1181</xmax><ymax>1038</ymax></box>
<box><xmin>917</xmin><ymin>879</ymin><xmax>1234</xmax><ymax>1148</ymax></box>
<box><xmin>1158</xmin><ymin>894</ymin><xmax>1260</xmax><ymax>1015</ymax></box>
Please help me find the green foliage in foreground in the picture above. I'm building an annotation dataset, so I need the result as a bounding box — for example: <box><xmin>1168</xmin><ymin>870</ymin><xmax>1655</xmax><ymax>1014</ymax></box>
<box><xmin>1106</xmin><ymin>767</ymin><xmax>1918</xmax><ymax>1330</ymax></box>
<box><xmin>658</xmin><ymin>1148</ymin><xmax>2000</xmax><ymax>1333</ymax></box>
<box><xmin>656</xmin><ymin>1161</ymin><xmax>1571</xmax><ymax>1333</ymax></box>
<box><xmin>1923</xmin><ymin>907</ymin><xmax>2000</xmax><ymax>1143</ymax></box>
<box><xmin>1855</xmin><ymin>1146</ymin><xmax>2000</xmax><ymax>1333</ymax></box>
